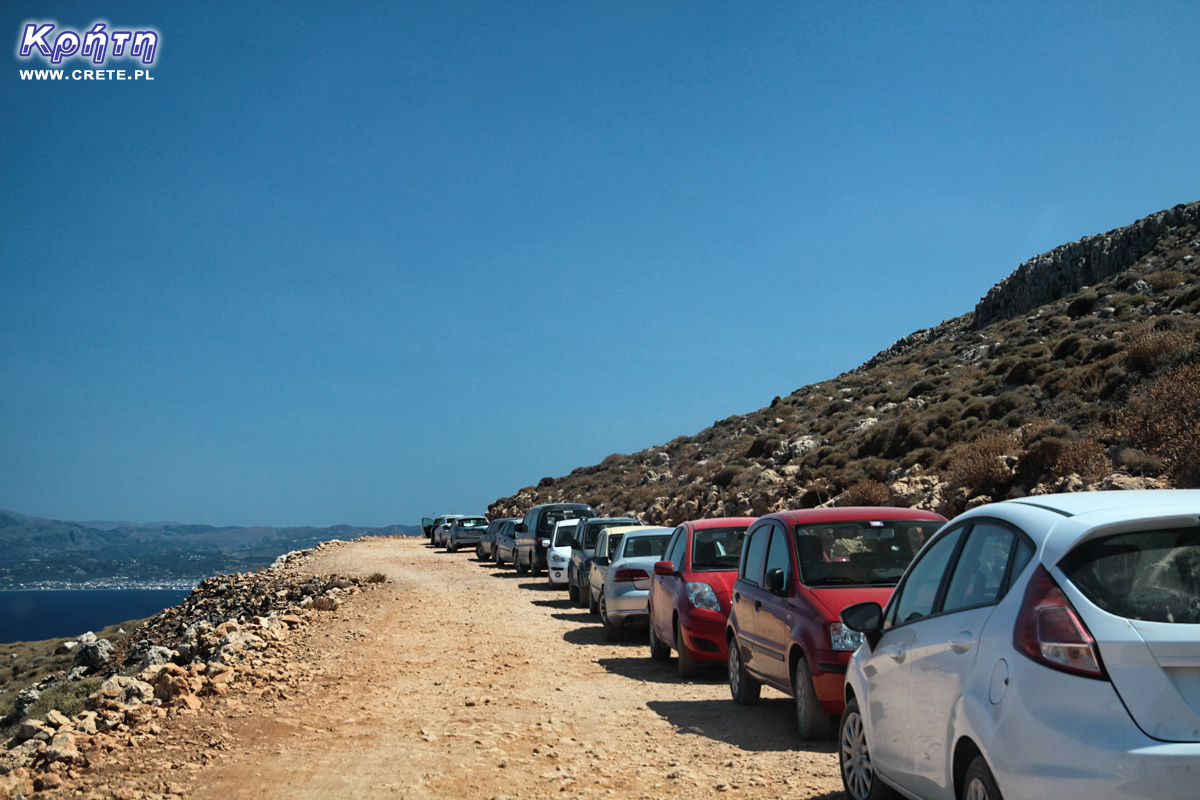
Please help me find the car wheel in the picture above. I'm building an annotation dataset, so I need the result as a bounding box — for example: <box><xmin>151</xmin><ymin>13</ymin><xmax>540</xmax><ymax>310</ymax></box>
<box><xmin>515</xmin><ymin>554</ymin><xmax>528</xmax><ymax>574</ymax></box>
<box><xmin>794</xmin><ymin>657</ymin><xmax>837</xmax><ymax>740</ymax></box>
<box><xmin>476</xmin><ymin>545</ymin><xmax>484</xmax><ymax>560</ymax></box>
<box><xmin>600</xmin><ymin>593</ymin><xmax>623</xmax><ymax>641</ymax></box>
<box><xmin>727</xmin><ymin>637</ymin><xmax>760</xmax><ymax>705</ymax></box>
<box><xmin>648</xmin><ymin>614</ymin><xmax>671</xmax><ymax>661</ymax></box>
<box><xmin>531</xmin><ymin>561</ymin><xmax>542</xmax><ymax>576</ymax></box>
<box><xmin>495</xmin><ymin>548</ymin><xmax>504</xmax><ymax>565</ymax></box>
<box><xmin>588</xmin><ymin>584</ymin><xmax>600</xmax><ymax>615</ymax></box>
<box><xmin>675</xmin><ymin>619</ymin><xmax>698</xmax><ymax>679</ymax></box>
<box><xmin>839</xmin><ymin>697</ymin><xmax>897</xmax><ymax>800</ymax></box>
<box><xmin>964</xmin><ymin>756</ymin><xmax>1003</xmax><ymax>800</ymax></box>
<box><xmin>576</xmin><ymin>576</ymin><xmax>589</xmax><ymax>608</ymax></box>
<box><xmin>567</xmin><ymin>569</ymin><xmax>580</xmax><ymax>602</ymax></box>
<box><xmin>446</xmin><ymin>541</ymin><xmax>456</xmax><ymax>553</ymax></box>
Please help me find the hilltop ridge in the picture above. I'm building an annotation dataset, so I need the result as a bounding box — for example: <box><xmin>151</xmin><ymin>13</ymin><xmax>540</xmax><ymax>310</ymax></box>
<box><xmin>490</xmin><ymin>201</ymin><xmax>1200</xmax><ymax>522</ymax></box>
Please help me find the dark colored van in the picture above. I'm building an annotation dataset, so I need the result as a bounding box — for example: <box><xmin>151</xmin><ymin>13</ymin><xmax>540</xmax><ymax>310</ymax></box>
<box><xmin>513</xmin><ymin>503</ymin><xmax>596</xmax><ymax>575</ymax></box>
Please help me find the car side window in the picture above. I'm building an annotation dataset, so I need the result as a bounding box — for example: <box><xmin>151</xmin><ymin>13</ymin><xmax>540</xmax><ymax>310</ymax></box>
<box><xmin>889</xmin><ymin>526</ymin><xmax>965</xmax><ymax>627</ymax></box>
<box><xmin>740</xmin><ymin>525</ymin><xmax>770</xmax><ymax>586</ymax></box>
<box><xmin>764</xmin><ymin>525</ymin><xmax>792</xmax><ymax>590</ymax></box>
<box><xmin>942</xmin><ymin>523</ymin><xmax>1018</xmax><ymax>613</ymax></box>
<box><xmin>665</xmin><ymin>529</ymin><xmax>686</xmax><ymax>568</ymax></box>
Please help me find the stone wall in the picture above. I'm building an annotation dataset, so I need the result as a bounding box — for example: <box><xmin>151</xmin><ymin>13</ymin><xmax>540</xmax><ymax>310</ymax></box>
<box><xmin>972</xmin><ymin>201</ymin><xmax>1200</xmax><ymax>329</ymax></box>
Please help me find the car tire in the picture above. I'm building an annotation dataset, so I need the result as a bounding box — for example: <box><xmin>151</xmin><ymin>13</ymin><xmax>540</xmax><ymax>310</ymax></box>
<box><xmin>588</xmin><ymin>585</ymin><xmax>600</xmax><ymax>615</ymax></box>
<box><xmin>531</xmin><ymin>561</ymin><xmax>542</xmax><ymax>576</ymax></box>
<box><xmin>727</xmin><ymin>637</ymin><xmax>760</xmax><ymax>705</ymax></box>
<box><xmin>515</xmin><ymin>554</ymin><xmax>528</xmax><ymax>574</ymax></box>
<box><xmin>567</xmin><ymin>570</ymin><xmax>580</xmax><ymax>602</ymax></box>
<box><xmin>476</xmin><ymin>545</ymin><xmax>485</xmax><ymax>560</ymax></box>
<box><xmin>446</xmin><ymin>541</ymin><xmax>456</xmax><ymax>553</ymax></box>
<box><xmin>648</xmin><ymin>615</ymin><xmax>671</xmax><ymax>661</ymax></box>
<box><xmin>576</xmin><ymin>576</ymin><xmax>589</xmax><ymax>608</ymax></box>
<box><xmin>963</xmin><ymin>756</ymin><xmax>1003</xmax><ymax>800</ymax></box>
<box><xmin>839</xmin><ymin>697</ymin><xmax>898</xmax><ymax>800</ymax></box>
<box><xmin>675</xmin><ymin>619</ymin><xmax>699</xmax><ymax>679</ymax></box>
<box><xmin>495</xmin><ymin>548</ymin><xmax>504</xmax><ymax>566</ymax></box>
<box><xmin>794</xmin><ymin>657</ymin><xmax>837</xmax><ymax>740</ymax></box>
<box><xmin>600</xmin><ymin>593</ymin><xmax>623</xmax><ymax>641</ymax></box>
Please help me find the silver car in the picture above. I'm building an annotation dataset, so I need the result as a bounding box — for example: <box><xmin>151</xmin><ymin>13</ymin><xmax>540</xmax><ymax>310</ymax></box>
<box><xmin>446</xmin><ymin>516</ymin><xmax>489</xmax><ymax>553</ymax></box>
<box><xmin>596</xmin><ymin>527</ymin><xmax>673</xmax><ymax>641</ymax></box>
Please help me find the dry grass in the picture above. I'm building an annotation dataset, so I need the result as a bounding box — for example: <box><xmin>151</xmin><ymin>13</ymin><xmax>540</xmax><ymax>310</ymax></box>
<box><xmin>841</xmin><ymin>480</ymin><xmax>890</xmax><ymax>506</ymax></box>
<box><xmin>945</xmin><ymin>432</ymin><xmax>1019</xmax><ymax>496</ymax></box>
<box><xmin>1121</xmin><ymin>361</ymin><xmax>1200</xmax><ymax>486</ymax></box>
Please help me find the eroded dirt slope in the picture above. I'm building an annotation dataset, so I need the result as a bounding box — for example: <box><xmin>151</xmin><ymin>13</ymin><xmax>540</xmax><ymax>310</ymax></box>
<box><xmin>85</xmin><ymin>537</ymin><xmax>845</xmax><ymax>799</ymax></box>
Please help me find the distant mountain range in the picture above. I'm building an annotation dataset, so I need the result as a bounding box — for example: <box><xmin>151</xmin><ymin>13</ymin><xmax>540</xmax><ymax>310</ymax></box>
<box><xmin>0</xmin><ymin>510</ymin><xmax>421</xmax><ymax>589</ymax></box>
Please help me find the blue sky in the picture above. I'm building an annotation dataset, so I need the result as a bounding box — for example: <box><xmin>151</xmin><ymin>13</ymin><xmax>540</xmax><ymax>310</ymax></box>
<box><xmin>2</xmin><ymin>1</ymin><xmax>1198</xmax><ymax>527</ymax></box>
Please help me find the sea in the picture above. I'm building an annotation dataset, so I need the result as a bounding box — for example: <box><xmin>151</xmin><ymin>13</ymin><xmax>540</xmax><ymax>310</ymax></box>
<box><xmin>0</xmin><ymin>589</ymin><xmax>191</xmax><ymax>644</ymax></box>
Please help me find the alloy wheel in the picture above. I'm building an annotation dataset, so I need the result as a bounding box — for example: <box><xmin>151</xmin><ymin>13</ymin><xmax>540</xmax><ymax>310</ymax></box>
<box><xmin>840</xmin><ymin>709</ymin><xmax>873</xmax><ymax>800</ymax></box>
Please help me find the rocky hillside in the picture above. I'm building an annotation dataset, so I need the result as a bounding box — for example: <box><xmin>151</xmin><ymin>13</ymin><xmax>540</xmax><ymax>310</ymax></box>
<box><xmin>490</xmin><ymin>202</ymin><xmax>1200</xmax><ymax>522</ymax></box>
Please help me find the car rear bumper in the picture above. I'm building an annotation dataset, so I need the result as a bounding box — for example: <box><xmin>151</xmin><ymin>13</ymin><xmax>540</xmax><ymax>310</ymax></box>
<box><xmin>607</xmin><ymin>587</ymin><xmax>650</xmax><ymax>623</ymax></box>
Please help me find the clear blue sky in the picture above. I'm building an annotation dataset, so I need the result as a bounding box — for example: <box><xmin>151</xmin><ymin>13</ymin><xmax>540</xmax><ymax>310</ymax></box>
<box><xmin>2</xmin><ymin>1</ymin><xmax>1197</xmax><ymax>527</ymax></box>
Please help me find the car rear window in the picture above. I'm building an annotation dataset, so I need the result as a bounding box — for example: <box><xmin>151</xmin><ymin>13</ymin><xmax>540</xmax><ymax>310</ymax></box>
<box><xmin>540</xmin><ymin>508</ymin><xmax>592</xmax><ymax>533</ymax></box>
<box><xmin>793</xmin><ymin>520</ymin><xmax>943</xmax><ymax>587</ymax></box>
<box><xmin>1060</xmin><ymin>528</ymin><xmax>1200</xmax><ymax>624</ymax></box>
<box><xmin>691</xmin><ymin>527</ymin><xmax>748</xmax><ymax>571</ymax></box>
<box><xmin>460</xmin><ymin>518</ymin><xmax>487</xmax><ymax>529</ymax></box>
<box><xmin>621</xmin><ymin>534</ymin><xmax>671</xmax><ymax>560</ymax></box>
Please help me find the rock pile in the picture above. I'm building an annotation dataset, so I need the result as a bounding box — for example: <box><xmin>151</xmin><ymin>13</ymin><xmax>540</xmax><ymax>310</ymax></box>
<box><xmin>0</xmin><ymin>540</ymin><xmax>385</xmax><ymax>797</ymax></box>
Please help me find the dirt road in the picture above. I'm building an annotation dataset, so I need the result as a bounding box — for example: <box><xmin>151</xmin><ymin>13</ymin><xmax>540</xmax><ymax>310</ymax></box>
<box><xmin>85</xmin><ymin>537</ymin><xmax>846</xmax><ymax>799</ymax></box>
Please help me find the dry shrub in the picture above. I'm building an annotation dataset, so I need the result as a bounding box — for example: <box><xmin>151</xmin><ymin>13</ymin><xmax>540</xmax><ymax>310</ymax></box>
<box><xmin>311</xmin><ymin>596</ymin><xmax>338</xmax><ymax>611</ymax></box>
<box><xmin>711</xmin><ymin>465</ymin><xmax>743</xmax><ymax>488</ymax></box>
<box><xmin>1053</xmin><ymin>439</ymin><xmax>1112</xmax><ymax>482</ymax></box>
<box><xmin>1124</xmin><ymin>324</ymin><xmax>1192</xmax><ymax>373</ymax></box>
<box><xmin>1145</xmin><ymin>269</ymin><xmax>1185</xmax><ymax>292</ymax></box>
<box><xmin>841</xmin><ymin>479</ymin><xmax>890</xmax><ymax>506</ymax></box>
<box><xmin>364</xmin><ymin>572</ymin><xmax>387</xmax><ymax>584</ymax></box>
<box><xmin>945</xmin><ymin>432</ymin><xmax>1018</xmax><ymax>495</ymax></box>
<box><xmin>1121</xmin><ymin>361</ymin><xmax>1200</xmax><ymax>486</ymax></box>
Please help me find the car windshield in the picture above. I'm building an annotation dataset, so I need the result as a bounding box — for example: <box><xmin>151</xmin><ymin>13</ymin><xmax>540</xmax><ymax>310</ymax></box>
<box><xmin>793</xmin><ymin>520</ymin><xmax>941</xmax><ymax>587</ymax></box>
<box><xmin>621</xmin><ymin>534</ymin><xmax>671</xmax><ymax>560</ymax></box>
<box><xmin>1061</xmin><ymin>528</ymin><xmax>1200</xmax><ymax>624</ymax></box>
<box><xmin>553</xmin><ymin>526</ymin><xmax>576</xmax><ymax>547</ymax></box>
<box><xmin>460</xmin><ymin>518</ymin><xmax>487</xmax><ymax>529</ymax></box>
<box><xmin>540</xmin><ymin>508</ymin><xmax>591</xmax><ymax>533</ymax></box>
<box><xmin>690</xmin><ymin>526</ymin><xmax>749</xmax><ymax>571</ymax></box>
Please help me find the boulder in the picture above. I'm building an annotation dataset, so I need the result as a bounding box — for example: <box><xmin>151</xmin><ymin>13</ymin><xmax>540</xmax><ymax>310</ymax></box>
<box><xmin>139</xmin><ymin>646</ymin><xmax>177</xmax><ymax>671</ymax></box>
<box><xmin>73</xmin><ymin>638</ymin><xmax>115</xmax><ymax>671</ymax></box>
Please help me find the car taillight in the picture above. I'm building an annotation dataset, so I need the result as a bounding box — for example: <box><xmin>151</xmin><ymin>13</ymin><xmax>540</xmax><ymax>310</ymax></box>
<box><xmin>614</xmin><ymin>568</ymin><xmax>649</xmax><ymax>582</ymax></box>
<box><xmin>1013</xmin><ymin>565</ymin><xmax>1106</xmax><ymax>680</ymax></box>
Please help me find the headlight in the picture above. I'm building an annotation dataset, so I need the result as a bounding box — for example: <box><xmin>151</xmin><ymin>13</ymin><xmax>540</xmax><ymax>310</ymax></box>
<box><xmin>829</xmin><ymin>622</ymin><xmax>865</xmax><ymax>652</ymax></box>
<box><xmin>549</xmin><ymin>553</ymin><xmax>566</xmax><ymax>564</ymax></box>
<box><xmin>684</xmin><ymin>582</ymin><xmax>721</xmax><ymax>611</ymax></box>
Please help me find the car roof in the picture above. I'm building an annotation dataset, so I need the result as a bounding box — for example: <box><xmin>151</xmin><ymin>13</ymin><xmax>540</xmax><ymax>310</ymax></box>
<box><xmin>553</xmin><ymin>519</ymin><xmax>581</xmax><ymax>528</ymax></box>
<box><xmin>767</xmin><ymin>507</ymin><xmax>946</xmax><ymax>525</ymax></box>
<box><xmin>688</xmin><ymin>517</ymin><xmax>757</xmax><ymax>529</ymax></box>
<box><xmin>530</xmin><ymin>503</ymin><xmax>593</xmax><ymax>511</ymax></box>
<box><xmin>587</xmin><ymin>516</ymin><xmax>640</xmax><ymax>524</ymax></box>
<box><xmin>958</xmin><ymin>490</ymin><xmax>1200</xmax><ymax>567</ymax></box>
<box><xmin>615</xmin><ymin>526</ymin><xmax>673</xmax><ymax>537</ymax></box>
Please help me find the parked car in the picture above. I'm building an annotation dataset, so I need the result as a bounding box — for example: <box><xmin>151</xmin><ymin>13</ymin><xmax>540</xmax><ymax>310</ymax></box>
<box><xmin>493</xmin><ymin>519</ymin><xmax>518</xmax><ymax>566</ymax></box>
<box><xmin>595</xmin><ymin>527</ymin><xmax>673</xmax><ymax>640</ymax></box>
<box><xmin>838</xmin><ymin>489</ymin><xmax>1200</xmax><ymax>800</ymax></box>
<box><xmin>446</xmin><ymin>516</ymin><xmax>489</xmax><ymax>553</ymax></box>
<box><xmin>569</xmin><ymin>517</ymin><xmax>642</xmax><ymax>606</ymax></box>
<box><xmin>422</xmin><ymin>514</ymin><xmax>458</xmax><ymax>542</ymax></box>
<box><xmin>477</xmin><ymin>517</ymin><xmax>515</xmax><ymax>561</ymax></box>
<box><xmin>514</xmin><ymin>503</ymin><xmax>597</xmax><ymax>575</ymax></box>
<box><xmin>546</xmin><ymin>519</ymin><xmax>580</xmax><ymax>587</ymax></box>
<box><xmin>648</xmin><ymin>517</ymin><xmax>756</xmax><ymax>677</ymax></box>
<box><xmin>587</xmin><ymin>525</ymin><xmax>644</xmax><ymax>614</ymax></box>
<box><xmin>726</xmin><ymin>507</ymin><xmax>946</xmax><ymax>739</ymax></box>
<box><xmin>430</xmin><ymin>515</ymin><xmax>466</xmax><ymax>547</ymax></box>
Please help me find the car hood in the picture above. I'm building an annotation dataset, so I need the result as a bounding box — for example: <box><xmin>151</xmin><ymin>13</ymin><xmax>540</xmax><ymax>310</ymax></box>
<box><xmin>804</xmin><ymin>586</ymin><xmax>896</xmax><ymax>621</ymax></box>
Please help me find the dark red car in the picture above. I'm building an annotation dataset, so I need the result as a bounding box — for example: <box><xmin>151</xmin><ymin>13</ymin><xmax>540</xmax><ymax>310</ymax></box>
<box><xmin>726</xmin><ymin>507</ymin><xmax>946</xmax><ymax>739</ymax></box>
<box><xmin>647</xmin><ymin>517</ymin><xmax>757</xmax><ymax>678</ymax></box>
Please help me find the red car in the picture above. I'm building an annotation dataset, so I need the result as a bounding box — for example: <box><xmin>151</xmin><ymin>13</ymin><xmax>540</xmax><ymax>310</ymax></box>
<box><xmin>647</xmin><ymin>517</ymin><xmax>757</xmax><ymax>678</ymax></box>
<box><xmin>725</xmin><ymin>507</ymin><xmax>946</xmax><ymax>739</ymax></box>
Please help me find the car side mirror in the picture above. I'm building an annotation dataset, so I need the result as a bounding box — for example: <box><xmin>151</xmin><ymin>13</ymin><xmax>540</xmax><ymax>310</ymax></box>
<box><xmin>653</xmin><ymin>561</ymin><xmax>675</xmax><ymax>577</ymax></box>
<box><xmin>594</xmin><ymin>556</ymin><xmax>609</xmax><ymax>567</ymax></box>
<box><xmin>841</xmin><ymin>601</ymin><xmax>885</xmax><ymax>650</ymax></box>
<box><xmin>515</xmin><ymin>523</ymin><xmax>527</xmax><ymax>533</ymax></box>
<box><xmin>764</xmin><ymin>567</ymin><xmax>787</xmax><ymax>595</ymax></box>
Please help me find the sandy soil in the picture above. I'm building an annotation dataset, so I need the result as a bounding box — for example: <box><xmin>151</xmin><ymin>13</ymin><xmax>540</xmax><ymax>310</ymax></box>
<box><xmin>82</xmin><ymin>537</ymin><xmax>846</xmax><ymax>799</ymax></box>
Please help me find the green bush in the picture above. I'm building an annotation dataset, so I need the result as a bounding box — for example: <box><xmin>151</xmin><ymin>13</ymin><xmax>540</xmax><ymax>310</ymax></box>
<box><xmin>711</xmin><ymin>465</ymin><xmax>744</xmax><ymax>488</ymax></box>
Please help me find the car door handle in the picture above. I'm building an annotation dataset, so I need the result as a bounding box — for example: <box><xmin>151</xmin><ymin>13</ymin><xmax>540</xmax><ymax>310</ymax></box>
<box><xmin>753</xmin><ymin>600</ymin><xmax>762</xmax><ymax>611</ymax></box>
<box><xmin>733</xmin><ymin>592</ymin><xmax>740</xmax><ymax>603</ymax></box>
<box><xmin>883</xmin><ymin>644</ymin><xmax>906</xmax><ymax>663</ymax></box>
<box><xmin>949</xmin><ymin>631</ymin><xmax>976</xmax><ymax>654</ymax></box>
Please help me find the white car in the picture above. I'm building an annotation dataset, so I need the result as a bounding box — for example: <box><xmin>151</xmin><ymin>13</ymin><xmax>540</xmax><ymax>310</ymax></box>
<box><xmin>547</xmin><ymin>519</ymin><xmax>579</xmax><ymax>587</ymax></box>
<box><xmin>596</xmin><ymin>527</ymin><xmax>674</xmax><ymax>641</ymax></box>
<box><xmin>839</xmin><ymin>489</ymin><xmax>1200</xmax><ymax>800</ymax></box>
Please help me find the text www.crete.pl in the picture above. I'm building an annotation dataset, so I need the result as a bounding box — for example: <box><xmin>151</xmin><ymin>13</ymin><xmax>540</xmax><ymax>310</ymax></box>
<box><xmin>19</xmin><ymin>68</ymin><xmax>153</xmax><ymax>80</ymax></box>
